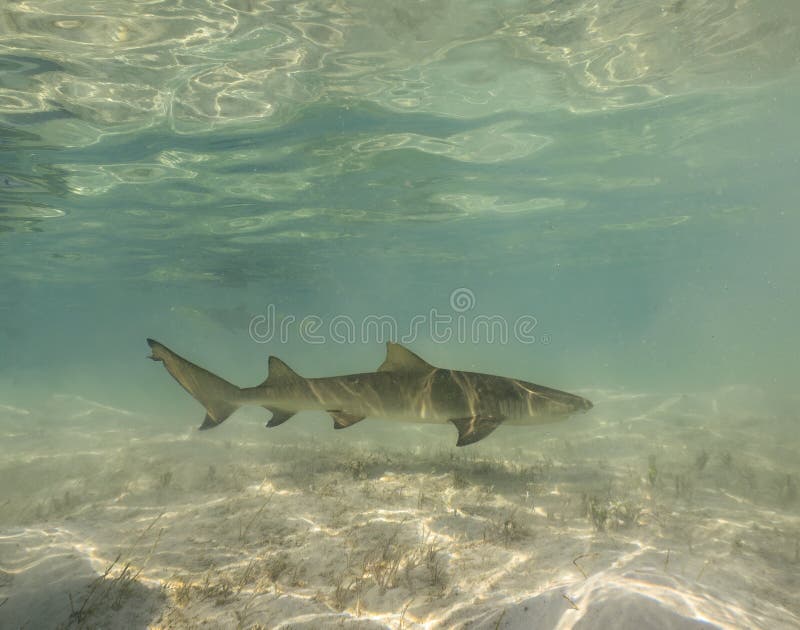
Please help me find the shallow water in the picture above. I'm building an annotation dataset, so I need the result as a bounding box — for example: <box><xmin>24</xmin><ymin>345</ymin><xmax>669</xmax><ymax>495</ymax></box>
<box><xmin>1</xmin><ymin>1</ymin><xmax>799</xmax><ymax>628</ymax></box>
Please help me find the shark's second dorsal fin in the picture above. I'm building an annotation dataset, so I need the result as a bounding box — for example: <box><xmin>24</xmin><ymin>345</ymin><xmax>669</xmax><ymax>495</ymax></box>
<box><xmin>378</xmin><ymin>342</ymin><xmax>434</xmax><ymax>373</ymax></box>
<box><xmin>262</xmin><ymin>356</ymin><xmax>303</xmax><ymax>387</ymax></box>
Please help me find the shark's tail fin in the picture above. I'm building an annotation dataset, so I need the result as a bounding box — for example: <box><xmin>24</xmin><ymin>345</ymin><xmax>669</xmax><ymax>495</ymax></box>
<box><xmin>147</xmin><ymin>338</ymin><xmax>241</xmax><ymax>430</ymax></box>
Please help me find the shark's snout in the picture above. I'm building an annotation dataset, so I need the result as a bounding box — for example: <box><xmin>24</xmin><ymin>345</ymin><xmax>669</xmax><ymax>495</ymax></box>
<box><xmin>567</xmin><ymin>394</ymin><xmax>593</xmax><ymax>413</ymax></box>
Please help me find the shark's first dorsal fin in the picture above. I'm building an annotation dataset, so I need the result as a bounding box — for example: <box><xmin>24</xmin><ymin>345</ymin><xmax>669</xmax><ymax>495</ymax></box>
<box><xmin>378</xmin><ymin>342</ymin><xmax>434</xmax><ymax>373</ymax></box>
<box><xmin>262</xmin><ymin>356</ymin><xmax>303</xmax><ymax>387</ymax></box>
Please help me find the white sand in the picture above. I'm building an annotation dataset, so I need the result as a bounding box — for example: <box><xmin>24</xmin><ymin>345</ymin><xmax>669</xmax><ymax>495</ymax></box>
<box><xmin>1</xmin><ymin>386</ymin><xmax>798</xmax><ymax>629</ymax></box>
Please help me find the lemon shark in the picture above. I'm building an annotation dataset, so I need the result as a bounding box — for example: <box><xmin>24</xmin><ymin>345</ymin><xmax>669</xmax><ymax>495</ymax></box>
<box><xmin>147</xmin><ymin>339</ymin><xmax>592</xmax><ymax>446</ymax></box>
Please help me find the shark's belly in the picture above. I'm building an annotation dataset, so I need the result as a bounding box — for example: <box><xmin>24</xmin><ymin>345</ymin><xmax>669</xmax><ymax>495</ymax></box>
<box><xmin>375</xmin><ymin>409</ymin><xmax>452</xmax><ymax>425</ymax></box>
<box><xmin>502</xmin><ymin>414</ymin><xmax>569</xmax><ymax>427</ymax></box>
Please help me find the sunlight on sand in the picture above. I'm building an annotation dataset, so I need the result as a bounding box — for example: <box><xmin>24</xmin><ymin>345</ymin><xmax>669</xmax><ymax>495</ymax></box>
<box><xmin>1</xmin><ymin>387</ymin><xmax>798</xmax><ymax>628</ymax></box>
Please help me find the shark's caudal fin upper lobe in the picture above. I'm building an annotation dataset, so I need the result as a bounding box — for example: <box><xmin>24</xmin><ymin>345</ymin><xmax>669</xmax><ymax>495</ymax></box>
<box><xmin>147</xmin><ymin>338</ymin><xmax>241</xmax><ymax>430</ymax></box>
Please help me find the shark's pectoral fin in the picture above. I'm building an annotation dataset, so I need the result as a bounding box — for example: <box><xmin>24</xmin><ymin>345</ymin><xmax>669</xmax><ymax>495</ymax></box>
<box><xmin>450</xmin><ymin>415</ymin><xmax>504</xmax><ymax>446</ymax></box>
<box><xmin>265</xmin><ymin>407</ymin><xmax>298</xmax><ymax>428</ymax></box>
<box><xmin>329</xmin><ymin>410</ymin><xmax>366</xmax><ymax>430</ymax></box>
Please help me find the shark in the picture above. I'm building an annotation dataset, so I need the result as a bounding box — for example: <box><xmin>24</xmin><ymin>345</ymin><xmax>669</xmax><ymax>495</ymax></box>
<box><xmin>147</xmin><ymin>338</ymin><xmax>592</xmax><ymax>446</ymax></box>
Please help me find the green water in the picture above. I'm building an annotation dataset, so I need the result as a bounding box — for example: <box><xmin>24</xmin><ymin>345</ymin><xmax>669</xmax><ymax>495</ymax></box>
<box><xmin>1</xmin><ymin>2</ymin><xmax>799</xmax><ymax>628</ymax></box>
<box><xmin>2</xmin><ymin>2</ymin><xmax>800</xmax><ymax>401</ymax></box>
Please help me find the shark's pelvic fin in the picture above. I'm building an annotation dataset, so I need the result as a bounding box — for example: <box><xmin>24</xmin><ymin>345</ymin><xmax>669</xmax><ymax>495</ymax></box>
<box><xmin>329</xmin><ymin>410</ymin><xmax>366</xmax><ymax>429</ymax></box>
<box><xmin>265</xmin><ymin>407</ymin><xmax>297</xmax><ymax>428</ymax></box>
<box><xmin>147</xmin><ymin>338</ymin><xmax>241</xmax><ymax>430</ymax></box>
<box><xmin>378</xmin><ymin>342</ymin><xmax>435</xmax><ymax>373</ymax></box>
<box><xmin>450</xmin><ymin>415</ymin><xmax>505</xmax><ymax>446</ymax></box>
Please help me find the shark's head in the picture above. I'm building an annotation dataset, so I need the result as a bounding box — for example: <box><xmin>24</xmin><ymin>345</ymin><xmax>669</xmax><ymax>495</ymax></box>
<box><xmin>548</xmin><ymin>391</ymin><xmax>593</xmax><ymax>416</ymax></box>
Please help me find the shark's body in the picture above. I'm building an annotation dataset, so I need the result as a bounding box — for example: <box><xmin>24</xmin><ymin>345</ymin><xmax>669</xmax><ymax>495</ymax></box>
<box><xmin>147</xmin><ymin>339</ymin><xmax>591</xmax><ymax>446</ymax></box>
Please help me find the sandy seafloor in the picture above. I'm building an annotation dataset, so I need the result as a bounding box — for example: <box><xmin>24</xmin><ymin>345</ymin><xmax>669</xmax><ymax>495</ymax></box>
<box><xmin>1</xmin><ymin>387</ymin><xmax>798</xmax><ymax>630</ymax></box>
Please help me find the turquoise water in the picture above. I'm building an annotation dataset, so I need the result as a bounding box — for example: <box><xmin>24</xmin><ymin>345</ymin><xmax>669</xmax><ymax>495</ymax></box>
<box><xmin>1</xmin><ymin>2</ymin><xmax>799</xmax><ymax>628</ymax></box>
<box><xmin>2</xmin><ymin>2</ymin><xmax>800</xmax><ymax>401</ymax></box>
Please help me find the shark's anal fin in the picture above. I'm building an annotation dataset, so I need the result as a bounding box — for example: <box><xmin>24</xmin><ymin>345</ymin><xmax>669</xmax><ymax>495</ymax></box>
<box><xmin>449</xmin><ymin>415</ymin><xmax>504</xmax><ymax>446</ymax></box>
<box><xmin>265</xmin><ymin>407</ymin><xmax>297</xmax><ymax>428</ymax></box>
<box><xmin>329</xmin><ymin>410</ymin><xmax>366</xmax><ymax>430</ymax></box>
